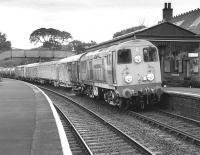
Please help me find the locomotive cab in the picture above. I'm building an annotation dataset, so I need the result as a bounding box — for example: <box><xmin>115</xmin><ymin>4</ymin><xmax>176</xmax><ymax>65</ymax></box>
<box><xmin>113</xmin><ymin>40</ymin><xmax>162</xmax><ymax>108</ymax></box>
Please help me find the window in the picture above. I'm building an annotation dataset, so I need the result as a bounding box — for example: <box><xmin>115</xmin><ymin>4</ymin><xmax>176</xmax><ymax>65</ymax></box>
<box><xmin>172</xmin><ymin>51</ymin><xmax>182</xmax><ymax>73</ymax></box>
<box><xmin>117</xmin><ymin>49</ymin><xmax>132</xmax><ymax>64</ymax></box>
<box><xmin>143</xmin><ymin>47</ymin><xmax>158</xmax><ymax>62</ymax></box>
<box><xmin>164</xmin><ymin>59</ymin><xmax>170</xmax><ymax>73</ymax></box>
<box><xmin>178</xmin><ymin>60</ymin><xmax>183</xmax><ymax>73</ymax></box>
<box><xmin>190</xmin><ymin>58</ymin><xmax>198</xmax><ymax>73</ymax></box>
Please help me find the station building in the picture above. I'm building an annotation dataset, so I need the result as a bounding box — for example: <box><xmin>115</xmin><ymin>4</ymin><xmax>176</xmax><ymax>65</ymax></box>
<box><xmin>133</xmin><ymin>3</ymin><xmax>200</xmax><ymax>86</ymax></box>
<box><xmin>88</xmin><ymin>3</ymin><xmax>200</xmax><ymax>86</ymax></box>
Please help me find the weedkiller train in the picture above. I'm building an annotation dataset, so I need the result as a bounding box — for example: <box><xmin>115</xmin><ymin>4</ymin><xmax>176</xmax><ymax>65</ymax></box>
<box><xmin>0</xmin><ymin>39</ymin><xmax>163</xmax><ymax>109</ymax></box>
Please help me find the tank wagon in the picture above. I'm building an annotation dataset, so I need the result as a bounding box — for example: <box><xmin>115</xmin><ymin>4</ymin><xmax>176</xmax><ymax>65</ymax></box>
<box><xmin>14</xmin><ymin>65</ymin><xmax>26</xmax><ymax>80</ymax></box>
<box><xmin>0</xmin><ymin>67</ymin><xmax>15</xmax><ymax>78</ymax></box>
<box><xmin>37</xmin><ymin>61</ymin><xmax>58</xmax><ymax>85</ymax></box>
<box><xmin>24</xmin><ymin>63</ymin><xmax>39</xmax><ymax>82</ymax></box>
<box><xmin>57</xmin><ymin>54</ymin><xmax>84</xmax><ymax>87</ymax></box>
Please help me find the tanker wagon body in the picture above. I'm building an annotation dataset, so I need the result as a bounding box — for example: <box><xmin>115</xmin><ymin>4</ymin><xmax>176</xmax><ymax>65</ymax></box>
<box><xmin>57</xmin><ymin>54</ymin><xmax>84</xmax><ymax>87</ymax></box>
<box><xmin>37</xmin><ymin>61</ymin><xmax>58</xmax><ymax>86</ymax></box>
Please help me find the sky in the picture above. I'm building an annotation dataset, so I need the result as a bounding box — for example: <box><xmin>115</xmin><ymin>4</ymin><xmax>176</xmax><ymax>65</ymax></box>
<box><xmin>0</xmin><ymin>0</ymin><xmax>199</xmax><ymax>49</ymax></box>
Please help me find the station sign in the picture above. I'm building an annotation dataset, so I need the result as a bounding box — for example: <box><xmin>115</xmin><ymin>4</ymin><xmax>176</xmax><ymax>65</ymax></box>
<box><xmin>188</xmin><ymin>53</ymin><xmax>198</xmax><ymax>57</ymax></box>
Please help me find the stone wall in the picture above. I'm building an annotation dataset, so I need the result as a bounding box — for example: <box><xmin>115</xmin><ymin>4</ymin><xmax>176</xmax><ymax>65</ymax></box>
<box><xmin>161</xmin><ymin>93</ymin><xmax>200</xmax><ymax>121</ymax></box>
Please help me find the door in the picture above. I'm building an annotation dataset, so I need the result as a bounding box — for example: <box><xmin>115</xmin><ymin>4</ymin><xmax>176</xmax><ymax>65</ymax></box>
<box><xmin>186</xmin><ymin>60</ymin><xmax>190</xmax><ymax>77</ymax></box>
<box><xmin>112</xmin><ymin>51</ymin><xmax>117</xmax><ymax>84</ymax></box>
<box><xmin>183</xmin><ymin>60</ymin><xmax>190</xmax><ymax>78</ymax></box>
<box><xmin>89</xmin><ymin>61</ymin><xmax>93</xmax><ymax>80</ymax></box>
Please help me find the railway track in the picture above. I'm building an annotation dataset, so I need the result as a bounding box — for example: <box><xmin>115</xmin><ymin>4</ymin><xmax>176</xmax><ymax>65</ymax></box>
<box><xmin>40</xmin><ymin>86</ymin><xmax>154</xmax><ymax>155</ymax></box>
<box><xmin>55</xmin><ymin>106</ymin><xmax>92</xmax><ymax>155</ymax></box>
<box><xmin>37</xmin><ymin>85</ymin><xmax>200</xmax><ymax>154</ymax></box>
<box><xmin>129</xmin><ymin>110</ymin><xmax>200</xmax><ymax>146</ymax></box>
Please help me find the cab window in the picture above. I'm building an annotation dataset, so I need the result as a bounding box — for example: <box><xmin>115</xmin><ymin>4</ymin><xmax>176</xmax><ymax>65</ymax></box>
<box><xmin>117</xmin><ymin>49</ymin><xmax>132</xmax><ymax>64</ymax></box>
<box><xmin>143</xmin><ymin>47</ymin><xmax>158</xmax><ymax>62</ymax></box>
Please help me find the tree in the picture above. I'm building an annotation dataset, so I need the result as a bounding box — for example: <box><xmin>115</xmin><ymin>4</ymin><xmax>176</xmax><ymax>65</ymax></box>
<box><xmin>68</xmin><ymin>40</ymin><xmax>97</xmax><ymax>54</ymax></box>
<box><xmin>0</xmin><ymin>32</ymin><xmax>11</xmax><ymax>52</ymax></box>
<box><xmin>113</xmin><ymin>25</ymin><xmax>146</xmax><ymax>38</ymax></box>
<box><xmin>29</xmin><ymin>28</ymin><xmax>72</xmax><ymax>50</ymax></box>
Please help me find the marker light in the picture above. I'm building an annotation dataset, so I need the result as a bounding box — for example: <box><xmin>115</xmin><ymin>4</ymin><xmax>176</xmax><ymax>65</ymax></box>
<box><xmin>147</xmin><ymin>73</ymin><xmax>154</xmax><ymax>81</ymax></box>
<box><xmin>134</xmin><ymin>55</ymin><xmax>142</xmax><ymax>63</ymax></box>
<box><xmin>124</xmin><ymin>75</ymin><xmax>133</xmax><ymax>83</ymax></box>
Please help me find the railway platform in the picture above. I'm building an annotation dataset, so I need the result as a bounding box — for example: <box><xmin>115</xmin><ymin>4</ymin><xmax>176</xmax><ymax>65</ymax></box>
<box><xmin>163</xmin><ymin>86</ymin><xmax>200</xmax><ymax>121</ymax></box>
<box><xmin>164</xmin><ymin>86</ymin><xmax>200</xmax><ymax>97</ymax></box>
<box><xmin>0</xmin><ymin>78</ymin><xmax>71</xmax><ymax>155</ymax></box>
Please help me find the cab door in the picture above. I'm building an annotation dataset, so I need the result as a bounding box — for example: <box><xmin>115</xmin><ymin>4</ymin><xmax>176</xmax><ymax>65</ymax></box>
<box><xmin>89</xmin><ymin>61</ymin><xmax>93</xmax><ymax>80</ymax></box>
<box><xmin>112</xmin><ymin>51</ymin><xmax>117</xmax><ymax>84</ymax></box>
<box><xmin>106</xmin><ymin>54</ymin><xmax>113</xmax><ymax>84</ymax></box>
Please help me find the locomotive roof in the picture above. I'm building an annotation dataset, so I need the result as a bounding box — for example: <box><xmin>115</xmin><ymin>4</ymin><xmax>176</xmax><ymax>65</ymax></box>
<box><xmin>80</xmin><ymin>39</ymin><xmax>154</xmax><ymax>61</ymax></box>
<box><xmin>38</xmin><ymin>60</ymin><xmax>58</xmax><ymax>66</ymax></box>
<box><xmin>25</xmin><ymin>63</ymin><xmax>40</xmax><ymax>67</ymax></box>
<box><xmin>16</xmin><ymin>65</ymin><xmax>27</xmax><ymax>68</ymax></box>
<box><xmin>116</xmin><ymin>39</ymin><xmax>154</xmax><ymax>48</ymax></box>
<box><xmin>58</xmin><ymin>53</ymin><xmax>85</xmax><ymax>64</ymax></box>
<box><xmin>80</xmin><ymin>45</ymin><xmax>117</xmax><ymax>61</ymax></box>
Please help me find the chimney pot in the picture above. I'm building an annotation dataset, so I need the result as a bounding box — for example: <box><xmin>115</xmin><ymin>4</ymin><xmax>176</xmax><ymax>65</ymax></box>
<box><xmin>164</xmin><ymin>3</ymin><xmax>167</xmax><ymax>8</ymax></box>
<box><xmin>168</xmin><ymin>3</ymin><xmax>171</xmax><ymax>9</ymax></box>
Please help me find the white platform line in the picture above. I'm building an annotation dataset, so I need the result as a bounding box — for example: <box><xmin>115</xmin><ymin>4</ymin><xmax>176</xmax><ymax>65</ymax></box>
<box><xmin>26</xmin><ymin>83</ymin><xmax>72</xmax><ymax>155</ymax></box>
<box><xmin>165</xmin><ymin>90</ymin><xmax>200</xmax><ymax>98</ymax></box>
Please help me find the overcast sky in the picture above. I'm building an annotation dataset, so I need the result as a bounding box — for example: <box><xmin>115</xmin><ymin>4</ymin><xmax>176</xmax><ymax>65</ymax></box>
<box><xmin>0</xmin><ymin>0</ymin><xmax>199</xmax><ymax>49</ymax></box>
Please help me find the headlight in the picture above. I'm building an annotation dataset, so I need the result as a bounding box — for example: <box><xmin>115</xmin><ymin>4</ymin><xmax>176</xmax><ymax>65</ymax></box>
<box><xmin>134</xmin><ymin>55</ymin><xmax>142</xmax><ymax>63</ymax></box>
<box><xmin>147</xmin><ymin>73</ymin><xmax>154</xmax><ymax>81</ymax></box>
<box><xmin>124</xmin><ymin>75</ymin><xmax>133</xmax><ymax>83</ymax></box>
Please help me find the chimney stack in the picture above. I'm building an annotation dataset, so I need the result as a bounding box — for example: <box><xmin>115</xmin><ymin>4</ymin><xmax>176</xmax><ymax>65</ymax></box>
<box><xmin>163</xmin><ymin>3</ymin><xmax>173</xmax><ymax>21</ymax></box>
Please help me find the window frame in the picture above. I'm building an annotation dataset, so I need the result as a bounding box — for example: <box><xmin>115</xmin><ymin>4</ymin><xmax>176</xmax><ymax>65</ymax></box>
<box><xmin>117</xmin><ymin>49</ymin><xmax>132</xmax><ymax>64</ymax></box>
<box><xmin>164</xmin><ymin>59</ymin><xmax>171</xmax><ymax>73</ymax></box>
<box><xmin>143</xmin><ymin>47</ymin><xmax>158</xmax><ymax>62</ymax></box>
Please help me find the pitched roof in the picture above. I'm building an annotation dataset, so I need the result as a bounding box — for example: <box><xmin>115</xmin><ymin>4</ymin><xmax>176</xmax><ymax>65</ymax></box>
<box><xmin>86</xmin><ymin>22</ymin><xmax>200</xmax><ymax>51</ymax></box>
<box><xmin>170</xmin><ymin>8</ymin><xmax>200</xmax><ymax>34</ymax></box>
